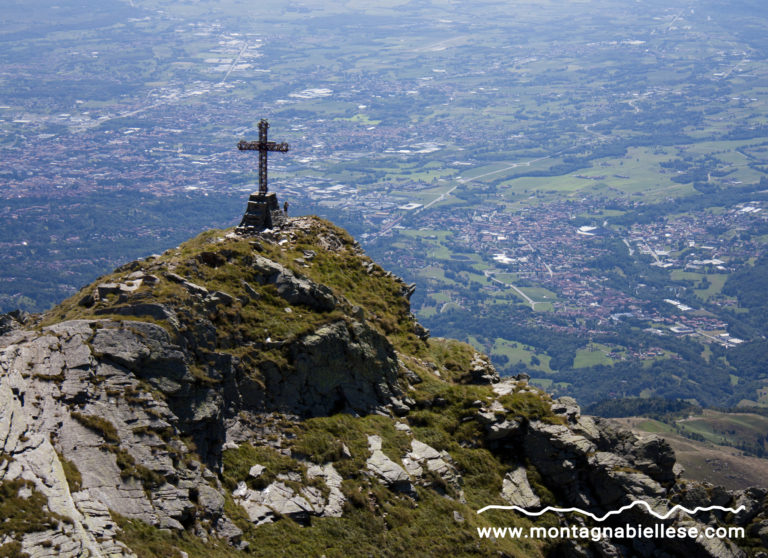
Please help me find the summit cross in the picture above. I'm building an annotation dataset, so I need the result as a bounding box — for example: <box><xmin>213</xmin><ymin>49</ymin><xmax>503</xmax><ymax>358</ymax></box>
<box><xmin>237</xmin><ymin>119</ymin><xmax>290</xmax><ymax>195</ymax></box>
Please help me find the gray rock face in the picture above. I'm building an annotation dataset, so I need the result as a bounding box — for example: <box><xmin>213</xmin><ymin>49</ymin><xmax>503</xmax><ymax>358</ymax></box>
<box><xmin>402</xmin><ymin>439</ymin><xmax>462</xmax><ymax>494</ymax></box>
<box><xmin>501</xmin><ymin>467</ymin><xmax>541</xmax><ymax>509</ymax></box>
<box><xmin>153</xmin><ymin>484</ymin><xmax>196</xmax><ymax>529</ymax></box>
<box><xmin>0</xmin><ymin>310</ymin><xmax>26</xmax><ymax>335</ymax></box>
<box><xmin>366</xmin><ymin>435</ymin><xmax>414</xmax><ymax>495</ymax></box>
<box><xmin>591</xmin><ymin>417</ymin><xmax>678</xmax><ymax>484</ymax></box>
<box><xmin>491</xmin><ymin>377</ymin><xmax>519</xmax><ymax>397</ymax></box>
<box><xmin>732</xmin><ymin>487</ymin><xmax>768</xmax><ymax>526</ymax></box>
<box><xmin>233</xmin><ymin>482</ymin><xmax>276</xmax><ymax>526</ymax></box>
<box><xmin>196</xmin><ymin>484</ymin><xmax>226</xmax><ymax>517</ymax></box>
<box><xmin>254</xmin><ymin>482</ymin><xmax>314</xmax><ymax>522</ymax></box>
<box><xmin>517</xmin><ymin>397</ymin><xmax>748</xmax><ymax>558</ymax></box>
<box><xmin>0</xmin><ymin>326</ymin><xmax>140</xmax><ymax>556</ymax></box>
<box><xmin>250</xmin><ymin>254</ymin><xmax>336</xmax><ymax>311</ymax></box>
<box><xmin>273</xmin><ymin>320</ymin><xmax>402</xmax><ymax>416</ymax></box>
<box><xmin>307</xmin><ymin>463</ymin><xmax>345</xmax><ymax>517</ymax></box>
<box><xmin>486</xmin><ymin>417</ymin><xmax>522</xmax><ymax>441</ymax></box>
<box><xmin>475</xmin><ymin>397</ymin><xmax>523</xmax><ymax>442</ymax></box>
<box><xmin>518</xmin><ymin>396</ymin><xmax>681</xmax><ymax>514</ymax></box>
<box><xmin>551</xmin><ymin>396</ymin><xmax>581</xmax><ymax>421</ymax></box>
<box><xmin>467</xmin><ymin>353</ymin><xmax>500</xmax><ymax>384</ymax></box>
<box><xmin>234</xmin><ymin>462</ymin><xmax>346</xmax><ymax>524</ymax></box>
<box><xmin>2</xmin><ymin>282</ymin><xmax>407</xmax><ymax>550</ymax></box>
<box><xmin>525</xmin><ymin>420</ymin><xmax>598</xmax><ymax>503</ymax></box>
<box><xmin>249</xmin><ymin>464</ymin><xmax>266</xmax><ymax>479</ymax></box>
<box><xmin>524</xmin><ymin>414</ymin><xmax>672</xmax><ymax>508</ymax></box>
<box><xmin>90</xmin><ymin>321</ymin><xmax>189</xmax><ymax>386</ymax></box>
<box><xmin>0</xmin><ymin>319</ymin><xmax>239</xmax><ymax>552</ymax></box>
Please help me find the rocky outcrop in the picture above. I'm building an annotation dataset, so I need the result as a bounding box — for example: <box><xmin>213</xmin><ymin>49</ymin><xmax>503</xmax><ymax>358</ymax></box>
<box><xmin>464</xmin><ymin>377</ymin><xmax>755</xmax><ymax>558</ymax></box>
<box><xmin>280</xmin><ymin>320</ymin><xmax>401</xmax><ymax>416</ymax></box>
<box><xmin>234</xmin><ymin>481</ymin><xmax>314</xmax><ymax>525</ymax></box>
<box><xmin>249</xmin><ymin>254</ymin><xmax>337</xmax><ymax>311</ymax></box>
<box><xmin>365</xmin><ymin>435</ymin><xmax>464</xmax><ymax>501</ymax></box>
<box><xmin>0</xmin><ymin>217</ymin><xmax>763</xmax><ymax>558</ymax></box>
<box><xmin>0</xmin><ymin>319</ymin><xmax>243</xmax><ymax>554</ymax></box>
<box><xmin>524</xmin><ymin>414</ymin><xmax>670</xmax><ymax>507</ymax></box>
<box><xmin>501</xmin><ymin>467</ymin><xmax>541</xmax><ymax>509</ymax></box>
<box><xmin>402</xmin><ymin>439</ymin><xmax>462</xmax><ymax>494</ymax></box>
<box><xmin>0</xmin><ymin>313</ymin><xmax>407</xmax><ymax>545</ymax></box>
<box><xmin>466</xmin><ymin>352</ymin><xmax>500</xmax><ymax>384</ymax></box>
<box><xmin>307</xmin><ymin>463</ymin><xmax>346</xmax><ymax>517</ymax></box>
<box><xmin>0</xmin><ymin>309</ymin><xmax>30</xmax><ymax>335</ymax></box>
<box><xmin>366</xmin><ymin>435</ymin><xmax>414</xmax><ymax>495</ymax></box>
<box><xmin>0</xmin><ymin>310</ymin><xmax>407</xmax><ymax>552</ymax></box>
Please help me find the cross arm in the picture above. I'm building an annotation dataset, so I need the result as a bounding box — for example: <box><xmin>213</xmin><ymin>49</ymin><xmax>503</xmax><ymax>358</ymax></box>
<box><xmin>238</xmin><ymin>140</ymin><xmax>290</xmax><ymax>152</ymax></box>
<box><xmin>265</xmin><ymin>142</ymin><xmax>290</xmax><ymax>152</ymax></box>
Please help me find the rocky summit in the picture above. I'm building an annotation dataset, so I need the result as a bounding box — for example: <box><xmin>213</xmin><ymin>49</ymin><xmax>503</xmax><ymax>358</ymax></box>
<box><xmin>1</xmin><ymin>216</ymin><xmax>766</xmax><ymax>558</ymax></box>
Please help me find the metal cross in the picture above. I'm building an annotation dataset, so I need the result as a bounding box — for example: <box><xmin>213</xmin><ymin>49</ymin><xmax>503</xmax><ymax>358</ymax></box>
<box><xmin>237</xmin><ymin>119</ymin><xmax>290</xmax><ymax>195</ymax></box>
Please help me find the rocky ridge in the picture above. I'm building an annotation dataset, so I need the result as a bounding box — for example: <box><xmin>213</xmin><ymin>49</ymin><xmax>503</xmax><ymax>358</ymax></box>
<box><xmin>0</xmin><ymin>217</ymin><xmax>766</xmax><ymax>558</ymax></box>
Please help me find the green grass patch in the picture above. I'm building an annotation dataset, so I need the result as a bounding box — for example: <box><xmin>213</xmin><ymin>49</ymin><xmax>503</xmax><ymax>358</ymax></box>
<box><xmin>0</xmin><ymin>479</ymin><xmax>72</xmax><ymax>542</ymax></box>
<box><xmin>222</xmin><ymin>443</ymin><xmax>303</xmax><ymax>491</ymax></box>
<box><xmin>573</xmin><ymin>343</ymin><xmax>614</xmax><ymax>368</ymax></box>
<box><xmin>115</xmin><ymin>514</ymin><xmax>247</xmax><ymax>558</ymax></box>
<box><xmin>497</xmin><ymin>391</ymin><xmax>563</xmax><ymax>425</ymax></box>
<box><xmin>425</xmin><ymin>337</ymin><xmax>480</xmax><ymax>384</ymax></box>
<box><xmin>71</xmin><ymin>412</ymin><xmax>120</xmax><ymax>444</ymax></box>
<box><xmin>57</xmin><ymin>452</ymin><xmax>82</xmax><ymax>493</ymax></box>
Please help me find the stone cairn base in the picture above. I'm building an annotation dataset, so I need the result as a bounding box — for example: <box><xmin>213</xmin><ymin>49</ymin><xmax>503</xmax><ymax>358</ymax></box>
<box><xmin>236</xmin><ymin>192</ymin><xmax>287</xmax><ymax>234</ymax></box>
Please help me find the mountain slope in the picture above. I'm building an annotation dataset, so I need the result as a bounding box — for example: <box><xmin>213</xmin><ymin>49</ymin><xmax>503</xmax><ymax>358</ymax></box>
<box><xmin>0</xmin><ymin>216</ymin><xmax>764</xmax><ymax>557</ymax></box>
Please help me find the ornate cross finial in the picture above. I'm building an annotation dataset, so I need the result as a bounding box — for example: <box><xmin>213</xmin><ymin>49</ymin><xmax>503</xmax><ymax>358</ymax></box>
<box><xmin>237</xmin><ymin>119</ymin><xmax>290</xmax><ymax>195</ymax></box>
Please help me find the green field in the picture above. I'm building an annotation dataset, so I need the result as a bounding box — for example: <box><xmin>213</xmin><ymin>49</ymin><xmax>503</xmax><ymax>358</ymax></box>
<box><xmin>518</xmin><ymin>286</ymin><xmax>558</xmax><ymax>302</ymax></box>
<box><xmin>491</xmin><ymin>338</ymin><xmax>553</xmax><ymax>373</ymax></box>
<box><xmin>670</xmin><ymin>271</ymin><xmax>729</xmax><ymax>301</ymax></box>
<box><xmin>573</xmin><ymin>343</ymin><xmax>615</xmax><ymax>368</ymax></box>
<box><xmin>678</xmin><ymin>410</ymin><xmax>768</xmax><ymax>449</ymax></box>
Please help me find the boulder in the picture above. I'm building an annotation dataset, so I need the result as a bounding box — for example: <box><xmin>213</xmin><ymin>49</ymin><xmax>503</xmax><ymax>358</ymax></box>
<box><xmin>249</xmin><ymin>464</ymin><xmax>266</xmax><ymax>479</ymax></box>
<box><xmin>306</xmin><ymin>463</ymin><xmax>345</xmax><ymax>517</ymax></box>
<box><xmin>501</xmin><ymin>466</ymin><xmax>541</xmax><ymax>509</ymax></box>
<box><xmin>402</xmin><ymin>439</ymin><xmax>462</xmax><ymax>494</ymax></box>
<box><xmin>196</xmin><ymin>484</ymin><xmax>225</xmax><ymax>517</ymax></box>
<box><xmin>251</xmin><ymin>254</ymin><xmax>336</xmax><ymax>311</ymax></box>
<box><xmin>467</xmin><ymin>353</ymin><xmax>500</xmax><ymax>384</ymax></box>
<box><xmin>486</xmin><ymin>418</ymin><xmax>522</xmax><ymax>441</ymax></box>
<box><xmin>551</xmin><ymin>396</ymin><xmax>581</xmax><ymax>422</ymax></box>
<box><xmin>366</xmin><ymin>435</ymin><xmax>414</xmax><ymax>495</ymax></box>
